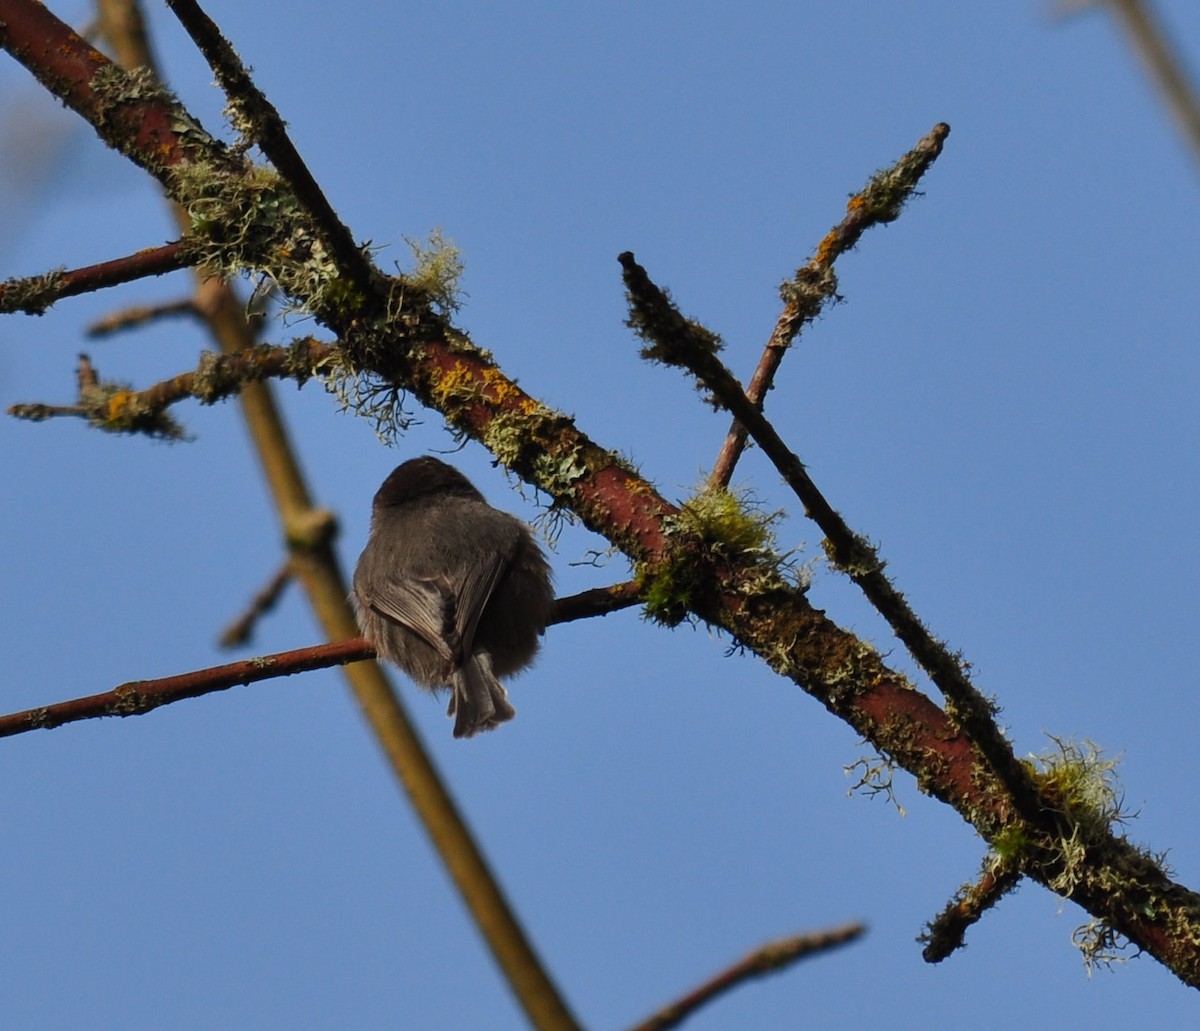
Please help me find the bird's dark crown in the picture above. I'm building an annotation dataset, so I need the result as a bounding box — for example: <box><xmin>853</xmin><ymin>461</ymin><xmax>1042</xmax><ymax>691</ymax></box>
<box><xmin>372</xmin><ymin>457</ymin><xmax>484</xmax><ymax>509</ymax></box>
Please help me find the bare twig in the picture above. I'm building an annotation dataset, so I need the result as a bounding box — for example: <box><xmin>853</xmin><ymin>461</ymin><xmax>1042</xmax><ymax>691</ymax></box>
<box><xmin>710</xmin><ymin>123</ymin><xmax>949</xmax><ymax>486</ymax></box>
<box><xmin>88</xmin><ymin>297</ymin><xmax>202</xmax><ymax>337</ymax></box>
<box><xmin>0</xmin><ymin>638</ymin><xmax>375</xmax><ymax>739</ymax></box>
<box><xmin>626</xmin><ymin>923</ymin><xmax>866</xmax><ymax>1031</ymax></box>
<box><xmin>0</xmin><ymin>242</ymin><xmax>191</xmax><ymax>315</ymax></box>
<box><xmin>550</xmin><ymin>580</ymin><xmax>643</xmax><ymax>624</ymax></box>
<box><xmin>218</xmin><ymin>560</ymin><xmax>296</xmax><ymax>648</ymax></box>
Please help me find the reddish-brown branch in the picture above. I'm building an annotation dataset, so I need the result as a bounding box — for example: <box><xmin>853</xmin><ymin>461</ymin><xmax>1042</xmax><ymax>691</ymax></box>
<box><xmin>0</xmin><ymin>639</ymin><xmax>374</xmax><ymax>739</ymax></box>
<box><xmin>0</xmin><ymin>583</ymin><xmax>640</xmax><ymax>740</ymax></box>
<box><xmin>0</xmin><ymin>0</ymin><xmax>191</xmax><ymax>172</ymax></box>
<box><xmin>550</xmin><ymin>580</ymin><xmax>643</xmax><ymax>624</ymax></box>
<box><xmin>0</xmin><ymin>242</ymin><xmax>191</xmax><ymax>315</ymax></box>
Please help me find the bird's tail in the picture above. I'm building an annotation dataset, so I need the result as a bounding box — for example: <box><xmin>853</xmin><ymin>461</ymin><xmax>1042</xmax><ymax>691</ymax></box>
<box><xmin>449</xmin><ymin>652</ymin><xmax>516</xmax><ymax>738</ymax></box>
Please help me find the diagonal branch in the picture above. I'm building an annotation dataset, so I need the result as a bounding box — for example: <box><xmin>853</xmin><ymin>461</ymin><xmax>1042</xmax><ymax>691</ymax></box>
<box><xmin>626</xmin><ymin>922</ymin><xmax>866</xmax><ymax>1031</ymax></box>
<box><xmin>921</xmin><ymin>859</ymin><xmax>1022</xmax><ymax>963</ymax></box>
<box><xmin>621</xmin><ymin>249</ymin><xmax>1049</xmax><ymax>835</ymax></box>
<box><xmin>162</xmin><ymin>0</ymin><xmax>379</xmax><ymax>301</ymax></box>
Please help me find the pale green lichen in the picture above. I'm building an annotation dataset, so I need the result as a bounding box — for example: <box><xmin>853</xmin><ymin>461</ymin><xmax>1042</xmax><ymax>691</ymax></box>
<box><xmin>1072</xmin><ymin>919</ymin><xmax>1131</xmax><ymax>975</ymax></box>
<box><xmin>845</xmin><ymin>751</ymin><xmax>907</xmax><ymax>816</ymax></box>
<box><xmin>0</xmin><ymin>267</ymin><xmax>66</xmax><ymax>316</ymax></box>
<box><xmin>403</xmin><ymin>229</ymin><xmax>465</xmax><ymax>315</ymax></box>
<box><xmin>78</xmin><ymin>377</ymin><xmax>189</xmax><ymax>441</ymax></box>
<box><xmin>314</xmin><ymin>344</ymin><xmax>415</xmax><ymax>444</ymax></box>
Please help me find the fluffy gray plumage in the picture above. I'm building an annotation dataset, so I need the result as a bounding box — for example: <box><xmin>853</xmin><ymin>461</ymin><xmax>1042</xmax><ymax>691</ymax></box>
<box><xmin>352</xmin><ymin>457</ymin><xmax>554</xmax><ymax>738</ymax></box>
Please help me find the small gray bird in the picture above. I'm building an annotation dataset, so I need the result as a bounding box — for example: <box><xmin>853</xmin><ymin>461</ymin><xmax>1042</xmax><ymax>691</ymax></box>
<box><xmin>352</xmin><ymin>457</ymin><xmax>554</xmax><ymax>738</ymax></box>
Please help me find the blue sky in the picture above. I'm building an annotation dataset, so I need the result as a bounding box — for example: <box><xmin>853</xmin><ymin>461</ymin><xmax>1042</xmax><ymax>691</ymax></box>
<box><xmin>2</xmin><ymin>2</ymin><xmax>1199</xmax><ymax>1028</ymax></box>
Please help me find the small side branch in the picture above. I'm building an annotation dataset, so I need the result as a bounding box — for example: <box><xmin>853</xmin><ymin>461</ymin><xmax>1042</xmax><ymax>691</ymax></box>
<box><xmin>7</xmin><ymin>339</ymin><xmax>334</xmax><ymax>437</ymax></box>
<box><xmin>921</xmin><ymin>860</ymin><xmax>1022</xmax><ymax>963</ymax></box>
<box><xmin>0</xmin><ymin>242</ymin><xmax>191</xmax><ymax>315</ymax></box>
<box><xmin>88</xmin><ymin>297</ymin><xmax>202</xmax><ymax>337</ymax></box>
<box><xmin>626</xmin><ymin>922</ymin><xmax>866</xmax><ymax>1031</ymax></box>
<box><xmin>550</xmin><ymin>580</ymin><xmax>643</xmax><ymax>624</ymax></box>
<box><xmin>218</xmin><ymin>560</ymin><xmax>295</xmax><ymax>648</ymax></box>
<box><xmin>0</xmin><ymin>639</ymin><xmax>375</xmax><ymax>739</ymax></box>
<box><xmin>711</xmin><ymin>122</ymin><xmax>949</xmax><ymax>486</ymax></box>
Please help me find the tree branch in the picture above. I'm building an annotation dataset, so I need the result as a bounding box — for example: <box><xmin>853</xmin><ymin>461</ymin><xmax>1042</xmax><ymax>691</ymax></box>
<box><xmin>622</xmin><ymin>248</ymin><xmax>1050</xmax><ymax>835</ymax></box>
<box><xmin>626</xmin><ymin>922</ymin><xmax>866</xmax><ymax>1031</ymax></box>
<box><xmin>7</xmin><ymin>1</ymin><xmax>1200</xmax><ymax>989</ymax></box>
<box><xmin>710</xmin><ymin>123</ymin><xmax>949</xmax><ymax>486</ymax></box>
<box><xmin>0</xmin><ymin>242</ymin><xmax>191</xmax><ymax>315</ymax></box>
<box><xmin>921</xmin><ymin>860</ymin><xmax>1022</xmax><ymax>963</ymax></box>
<box><xmin>7</xmin><ymin>343</ymin><xmax>331</xmax><ymax>438</ymax></box>
<box><xmin>162</xmin><ymin>0</ymin><xmax>380</xmax><ymax>302</ymax></box>
<box><xmin>0</xmin><ymin>639</ymin><xmax>374</xmax><ymax>739</ymax></box>
<box><xmin>87</xmin><ymin>297</ymin><xmax>202</xmax><ymax>337</ymax></box>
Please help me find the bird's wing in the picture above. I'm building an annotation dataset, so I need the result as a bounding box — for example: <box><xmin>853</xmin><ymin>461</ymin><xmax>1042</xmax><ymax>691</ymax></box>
<box><xmin>452</xmin><ymin>525</ymin><xmax>520</xmax><ymax>657</ymax></box>
<box><xmin>366</xmin><ymin>575</ymin><xmax>459</xmax><ymax>667</ymax></box>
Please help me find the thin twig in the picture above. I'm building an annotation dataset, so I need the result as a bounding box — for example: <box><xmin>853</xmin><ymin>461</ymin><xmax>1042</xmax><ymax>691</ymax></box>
<box><xmin>550</xmin><ymin>580</ymin><xmax>643</xmax><ymax>624</ymax></box>
<box><xmin>0</xmin><ymin>582</ymin><xmax>640</xmax><ymax>740</ymax></box>
<box><xmin>88</xmin><ymin>297</ymin><xmax>202</xmax><ymax>337</ymax></box>
<box><xmin>0</xmin><ymin>242</ymin><xmax>191</xmax><ymax>315</ymax></box>
<box><xmin>0</xmin><ymin>639</ymin><xmax>375</xmax><ymax>739</ymax></box>
<box><xmin>218</xmin><ymin>560</ymin><xmax>295</xmax><ymax>648</ymax></box>
<box><xmin>710</xmin><ymin>123</ymin><xmax>949</xmax><ymax>487</ymax></box>
<box><xmin>626</xmin><ymin>922</ymin><xmax>866</xmax><ymax>1031</ymax></box>
<box><xmin>921</xmin><ymin>860</ymin><xmax>1022</xmax><ymax>963</ymax></box>
<box><xmin>622</xmin><ymin>250</ymin><xmax>1050</xmax><ymax>836</ymax></box>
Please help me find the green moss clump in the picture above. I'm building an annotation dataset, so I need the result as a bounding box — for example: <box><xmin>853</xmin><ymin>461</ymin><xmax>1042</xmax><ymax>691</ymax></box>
<box><xmin>638</xmin><ymin>483</ymin><xmax>797</xmax><ymax>626</ymax></box>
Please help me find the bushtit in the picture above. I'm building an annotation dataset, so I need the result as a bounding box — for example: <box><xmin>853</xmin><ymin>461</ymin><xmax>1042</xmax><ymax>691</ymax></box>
<box><xmin>352</xmin><ymin>457</ymin><xmax>554</xmax><ymax>738</ymax></box>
